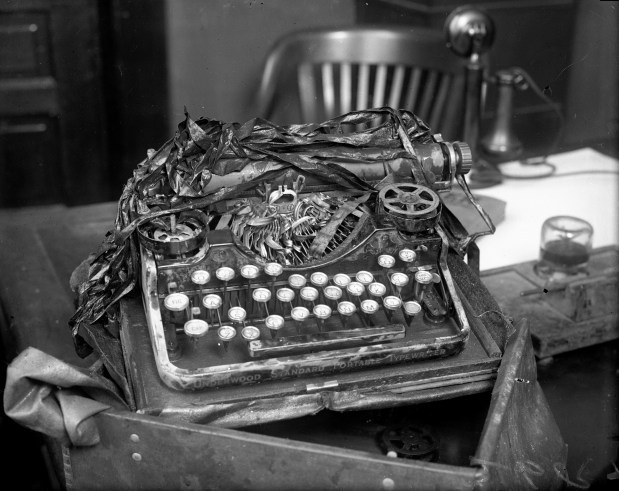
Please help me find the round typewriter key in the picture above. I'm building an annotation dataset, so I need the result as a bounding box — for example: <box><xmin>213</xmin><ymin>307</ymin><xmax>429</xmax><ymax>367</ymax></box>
<box><xmin>337</xmin><ymin>301</ymin><xmax>356</xmax><ymax>328</ymax></box>
<box><xmin>324</xmin><ymin>285</ymin><xmax>343</xmax><ymax>306</ymax></box>
<box><xmin>265</xmin><ymin>314</ymin><xmax>285</xmax><ymax>339</ymax></box>
<box><xmin>203</xmin><ymin>293</ymin><xmax>223</xmax><ymax>326</ymax></box>
<box><xmin>415</xmin><ymin>270</ymin><xmax>433</xmax><ymax>284</ymax></box>
<box><xmin>390</xmin><ymin>272</ymin><xmax>410</xmax><ymax>296</ymax></box>
<box><xmin>252</xmin><ymin>288</ymin><xmax>271</xmax><ymax>302</ymax></box>
<box><xmin>191</xmin><ymin>270</ymin><xmax>210</xmax><ymax>285</ymax></box>
<box><xmin>403</xmin><ymin>300</ymin><xmax>422</xmax><ymax>318</ymax></box>
<box><xmin>337</xmin><ymin>301</ymin><xmax>356</xmax><ymax>316</ymax></box>
<box><xmin>346</xmin><ymin>282</ymin><xmax>365</xmax><ymax>303</ymax></box>
<box><xmin>241</xmin><ymin>325</ymin><xmax>260</xmax><ymax>343</ymax></box>
<box><xmin>228</xmin><ymin>306</ymin><xmax>247</xmax><ymax>324</ymax></box>
<box><xmin>414</xmin><ymin>270</ymin><xmax>433</xmax><ymax>302</ymax></box>
<box><xmin>333</xmin><ymin>273</ymin><xmax>351</xmax><ymax>288</ymax></box>
<box><xmin>313</xmin><ymin>304</ymin><xmax>332</xmax><ymax>332</ymax></box>
<box><xmin>383</xmin><ymin>295</ymin><xmax>402</xmax><ymax>310</ymax></box>
<box><xmin>377</xmin><ymin>254</ymin><xmax>396</xmax><ymax>269</ymax></box>
<box><xmin>216</xmin><ymin>266</ymin><xmax>235</xmax><ymax>282</ymax></box>
<box><xmin>264</xmin><ymin>262</ymin><xmax>284</xmax><ymax>277</ymax></box>
<box><xmin>252</xmin><ymin>287</ymin><xmax>272</xmax><ymax>317</ymax></box>
<box><xmin>291</xmin><ymin>306</ymin><xmax>310</xmax><ymax>321</ymax></box>
<box><xmin>356</xmin><ymin>271</ymin><xmax>374</xmax><ymax>286</ymax></box>
<box><xmin>288</xmin><ymin>274</ymin><xmax>307</xmax><ymax>289</ymax></box>
<box><xmin>276</xmin><ymin>287</ymin><xmax>295</xmax><ymax>303</ymax></box>
<box><xmin>164</xmin><ymin>293</ymin><xmax>191</xmax><ymax>324</ymax></box>
<box><xmin>431</xmin><ymin>272</ymin><xmax>441</xmax><ymax>283</ymax></box>
<box><xmin>383</xmin><ymin>295</ymin><xmax>402</xmax><ymax>323</ymax></box>
<box><xmin>310</xmin><ymin>271</ymin><xmax>329</xmax><ymax>288</ymax></box>
<box><xmin>361</xmin><ymin>299</ymin><xmax>379</xmax><ymax>314</ymax></box>
<box><xmin>184</xmin><ymin>319</ymin><xmax>209</xmax><ymax>339</ymax></box>
<box><xmin>300</xmin><ymin>286</ymin><xmax>319</xmax><ymax>306</ymax></box>
<box><xmin>240</xmin><ymin>264</ymin><xmax>260</xmax><ymax>279</ymax></box>
<box><xmin>313</xmin><ymin>304</ymin><xmax>332</xmax><ymax>319</ymax></box>
<box><xmin>361</xmin><ymin>299</ymin><xmax>379</xmax><ymax>326</ymax></box>
<box><xmin>217</xmin><ymin>325</ymin><xmax>237</xmax><ymax>352</ymax></box>
<box><xmin>202</xmin><ymin>294</ymin><xmax>222</xmax><ymax>309</ymax></box>
<box><xmin>398</xmin><ymin>248</ymin><xmax>417</xmax><ymax>263</ymax></box>
<box><xmin>164</xmin><ymin>292</ymin><xmax>190</xmax><ymax>312</ymax></box>
<box><xmin>291</xmin><ymin>306</ymin><xmax>310</xmax><ymax>333</ymax></box>
<box><xmin>276</xmin><ymin>287</ymin><xmax>295</xmax><ymax>315</ymax></box>
<box><xmin>368</xmin><ymin>282</ymin><xmax>387</xmax><ymax>298</ymax></box>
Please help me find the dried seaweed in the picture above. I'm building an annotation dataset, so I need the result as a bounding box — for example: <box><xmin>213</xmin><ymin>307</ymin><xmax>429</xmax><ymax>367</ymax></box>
<box><xmin>69</xmin><ymin>108</ymin><xmax>433</xmax><ymax>343</ymax></box>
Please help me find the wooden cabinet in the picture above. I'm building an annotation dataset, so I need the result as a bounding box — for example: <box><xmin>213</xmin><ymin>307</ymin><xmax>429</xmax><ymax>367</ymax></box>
<box><xmin>0</xmin><ymin>0</ymin><xmax>109</xmax><ymax>207</ymax></box>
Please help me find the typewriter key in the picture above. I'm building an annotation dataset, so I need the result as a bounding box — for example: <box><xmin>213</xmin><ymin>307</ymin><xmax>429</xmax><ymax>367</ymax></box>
<box><xmin>413</xmin><ymin>271</ymin><xmax>433</xmax><ymax>303</ymax></box>
<box><xmin>355</xmin><ymin>271</ymin><xmax>374</xmax><ymax>286</ymax></box>
<box><xmin>368</xmin><ymin>282</ymin><xmax>387</xmax><ymax>299</ymax></box>
<box><xmin>276</xmin><ymin>287</ymin><xmax>295</xmax><ymax>315</ymax></box>
<box><xmin>300</xmin><ymin>286</ymin><xmax>319</xmax><ymax>309</ymax></box>
<box><xmin>291</xmin><ymin>306</ymin><xmax>310</xmax><ymax>334</ymax></box>
<box><xmin>240</xmin><ymin>264</ymin><xmax>260</xmax><ymax>304</ymax></box>
<box><xmin>288</xmin><ymin>274</ymin><xmax>306</xmax><ymax>289</ymax></box>
<box><xmin>310</xmin><ymin>272</ymin><xmax>329</xmax><ymax>302</ymax></box>
<box><xmin>164</xmin><ymin>293</ymin><xmax>191</xmax><ymax>324</ymax></box>
<box><xmin>313</xmin><ymin>304</ymin><xmax>332</xmax><ymax>332</ymax></box>
<box><xmin>216</xmin><ymin>266</ymin><xmax>236</xmax><ymax>310</ymax></box>
<box><xmin>252</xmin><ymin>288</ymin><xmax>272</xmax><ymax>317</ymax></box>
<box><xmin>378</xmin><ymin>254</ymin><xmax>396</xmax><ymax>284</ymax></box>
<box><xmin>390</xmin><ymin>272</ymin><xmax>410</xmax><ymax>297</ymax></box>
<box><xmin>191</xmin><ymin>269</ymin><xmax>211</xmax><ymax>306</ymax></box>
<box><xmin>203</xmin><ymin>294</ymin><xmax>223</xmax><ymax>327</ymax></box>
<box><xmin>324</xmin><ymin>285</ymin><xmax>343</xmax><ymax>309</ymax></box>
<box><xmin>360</xmin><ymin>299</ymin><xmax>380</xmax><ymax>326</ymax></box>
<box><xmin>228</xmin><ymin>306</ymin><xmax>247</xmax><ymax>327</ymax></box>
<box><xmin>241</xmin><ymin>325</ymin><xmax>261</xmax><ymax>344</ymax></box>
<box><xmin>265</xmin><ymin>314</ymin><xmax>285</xmax><ymax>339</ymax></box>
<box><xmin>333</xmin><ymin>273</ymin><xmax>351</xmax><ymax>289</ymax></box>
<box><xmin>346</xmin><ymin>281</ymin><xmax>365</xmax><ymax>307</ymax></box>
<box><xmin>403</xmin><ymin>301</ymin><xmax>422</xmax><ymax>327</ymax></box>
<box><xmin>184</xmin><ymin>319</ymin><xmax>209</xmax><ymax>346</ymax></box>
<box><xmin>217</xmin><ymin>325</ymin><xmax>237</xmax><ymax>352</ymax></box>
<box><xmin>337</xmin><ymin>301</ymin><xmax>357</xmax><ymax>329</ymax></box>
<box><xmin>398</xmin><ymin>248</ymin><xmax>417</xmax><ymax>264</ymax></box>
<box><xmin>383</xmin><ymin>295</ymin><xmax>402</xmax><ymax>323</ymax></box>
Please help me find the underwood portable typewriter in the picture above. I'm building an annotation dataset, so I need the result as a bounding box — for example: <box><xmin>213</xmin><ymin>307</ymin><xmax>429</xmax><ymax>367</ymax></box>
<box><xmin>72</xmin><ymin>108</ymin><xmax>496</xmax><ymax>394</ymax></box>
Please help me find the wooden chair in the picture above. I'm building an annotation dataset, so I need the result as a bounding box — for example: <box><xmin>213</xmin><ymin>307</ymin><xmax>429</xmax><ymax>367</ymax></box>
<box><xmin>256</xmin><ymin>27</ymin><xmax>467</xmax><ymax>139</ymax></box>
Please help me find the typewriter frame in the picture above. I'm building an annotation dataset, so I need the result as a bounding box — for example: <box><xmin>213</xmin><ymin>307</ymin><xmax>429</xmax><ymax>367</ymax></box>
<box><xmin>140</xmin><ymin>213</ymin><xmax>471</xmax><ymax>391</ymax></box>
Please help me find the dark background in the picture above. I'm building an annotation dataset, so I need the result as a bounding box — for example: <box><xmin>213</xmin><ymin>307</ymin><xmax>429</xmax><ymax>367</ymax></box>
<box><xmin>0</xmin><ymin>0</ymin><xmax>617</xmax><ymax>208</ymax></box>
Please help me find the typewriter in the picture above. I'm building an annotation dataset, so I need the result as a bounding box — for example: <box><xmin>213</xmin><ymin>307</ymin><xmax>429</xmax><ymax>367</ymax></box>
<box><xmin>129</xmin><ymin>110</ymin><xmax>492</xmax><ymax>392</ymax></box>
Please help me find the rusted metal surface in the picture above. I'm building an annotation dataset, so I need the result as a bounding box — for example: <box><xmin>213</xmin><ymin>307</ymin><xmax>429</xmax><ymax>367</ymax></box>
<box><xmin>472</xmin><ymin>321</ymin><xmax>567</xmax><ymax>490</ymax></box>
<box><xmin>67</xmin><ymin>410</ymin><xmax>481</xmax><ymax>490</ymax></box>
<box><xmin>63</xmin><ymin>322</ymin><xmax>564</xmax><ymax>490</ymax></box>
<box><xmin>481</xmin><ymin>245</ymin><xmax>619</xmax><ymax>358</ymax></box>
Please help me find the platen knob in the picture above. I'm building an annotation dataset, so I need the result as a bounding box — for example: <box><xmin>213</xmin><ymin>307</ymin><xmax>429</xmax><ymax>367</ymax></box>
<box><xmin>454</xmin><ymin>142</ymin><xmax>473</xmax><ymax>175</ymax></box>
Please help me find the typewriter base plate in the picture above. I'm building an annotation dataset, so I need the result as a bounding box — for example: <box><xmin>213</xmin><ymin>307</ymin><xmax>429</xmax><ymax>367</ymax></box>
<box><xmin>120</xmin><ymin>286</ymin><xmax>503</xmax><ymax>428</ymax></box>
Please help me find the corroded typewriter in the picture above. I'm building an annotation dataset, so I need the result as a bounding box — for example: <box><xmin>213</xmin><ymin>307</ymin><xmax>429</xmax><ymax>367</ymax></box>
<box><xmin>135</xmin><ymin>113</ymin><xmax>486</xmax><ymax>391</ymax></box>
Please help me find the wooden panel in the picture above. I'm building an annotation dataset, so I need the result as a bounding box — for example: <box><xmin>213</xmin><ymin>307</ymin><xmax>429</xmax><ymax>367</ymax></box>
<box><xmin>0</xmin><ymin>11</ymin><xmax>51</xmax><ymax>77</ymax></box>
<box><xmin>0</xmin><ymin>116</ymin><xmax>61</xmax><ymax>206</ymax></box>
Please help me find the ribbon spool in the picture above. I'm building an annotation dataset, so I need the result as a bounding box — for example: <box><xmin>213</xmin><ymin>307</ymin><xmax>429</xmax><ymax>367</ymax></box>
<box><xmin>138</xmin><ymin>210</ymin><xmax>209</xmax><ymax>256</ymax></box>
<box><xmin>378</xmin><ymin>183</ymin><xmax>441</xmax><ymax>233</ymax></box>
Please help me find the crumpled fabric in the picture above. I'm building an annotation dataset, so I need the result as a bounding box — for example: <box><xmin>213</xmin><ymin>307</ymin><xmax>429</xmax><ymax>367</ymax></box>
<box><xmin>3</xmin><ymin>347</ymin><xmax>128</xmax><ymax>446</ymax></box>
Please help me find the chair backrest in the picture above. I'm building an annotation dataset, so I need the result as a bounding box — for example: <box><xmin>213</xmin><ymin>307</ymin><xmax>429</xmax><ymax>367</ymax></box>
<box><xmin>256</xmin><ymin>27</ymin><xmax>467</xmax><ymax>139</ymax></box>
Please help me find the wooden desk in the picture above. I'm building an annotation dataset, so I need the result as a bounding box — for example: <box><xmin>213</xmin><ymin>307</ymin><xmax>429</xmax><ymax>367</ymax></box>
<box><xmin>0</xmin><ymin>150</ymin><xmax>616</xmax><ymax>488</ymax></box>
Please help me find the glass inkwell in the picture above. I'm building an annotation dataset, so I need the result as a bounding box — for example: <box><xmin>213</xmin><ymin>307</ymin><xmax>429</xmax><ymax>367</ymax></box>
<box><xmin>535</xmin><ymin>216</ymin><xmax>593</xmax><ymax>279</ymax></box>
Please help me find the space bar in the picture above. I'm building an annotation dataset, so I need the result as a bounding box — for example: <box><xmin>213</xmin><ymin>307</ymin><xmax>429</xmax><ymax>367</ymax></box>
<box><xmin>247</xmin><ymin>324</ymin><xmax>406</xmax><ymax>357</ymax></box>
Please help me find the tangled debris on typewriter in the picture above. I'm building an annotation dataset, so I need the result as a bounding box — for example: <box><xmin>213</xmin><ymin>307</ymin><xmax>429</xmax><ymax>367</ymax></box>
<box><xmin>70</xmin><ymin>107</ymin><xmax>495</xmax><ymax>392</ymax></box>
